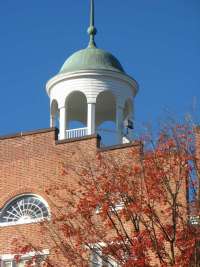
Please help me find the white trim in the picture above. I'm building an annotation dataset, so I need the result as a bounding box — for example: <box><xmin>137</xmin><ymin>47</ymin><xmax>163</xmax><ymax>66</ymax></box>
<box><xmin>190</xmin><ymin>215</ymin><xmax>200</xmax><ymax>225</ymax></box>
<box><xmin>46</xmin><ymin>70</ymin><xmax>138</xmax><ymax>97</ymax></box>
<box><xmin>0</xmin><ymin>217</ymin><xmax>50</xmax><ymax>227</ymax></box>
<box><xmin>1</xmin><ymin>194</ymin><xmax>50</xmax><ymax>215</ymax></box>
<box><xmin>96</xmin><ymin>202</ymin><xmax>124</xmax><ymax>214</ymax></box>
<box><xmin>90</xmin><ymin>244</ymin><xmax>119</xmax><ymax>267</ymax></box>
<box><xmin>87</xmin><ymin>103</ymin><xmax>96</xmax><ymax>135</ymax></box>
<box><xmin>66</xmin><ymin>127</ymin><xmax>88</xmax><ymax>139</ymax></box>
<box><xmin>1</xmin><ymin>249</ymin><xmax>49</xmax><ymax>267</ymax></box>
<box><xmin>0</xmin><ymin>194</ymin><xmax>51</xmax><ymax>227</ymax></box>
<box><xmin>1</xmin><ymin>249</ymin><xmax>49</xmax><ymax>261</ymax></box>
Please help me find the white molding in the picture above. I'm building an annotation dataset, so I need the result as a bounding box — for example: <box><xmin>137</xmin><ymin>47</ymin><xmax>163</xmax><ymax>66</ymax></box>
<box><xmin>1</xmin><ymin>193</ymin><xmax>50</xmax><ymax>215</ymax></box>
<box><xmin>0</xmin><ymin>193</ymin><xmax>51</xmax><ymax>227</ymax></box>
<box><xmin>46</xmin><ymin>69</ymin><xmax>137</xmax><ymax>143</ymax></box>
<box><xmin>66</xmin><ymin>127</ymin><xmax>88</xmax><ymax>139</ymax></box>
<box><xmin>48</xmin><ymin>74</ymin><xmax>134</xmax><ymax>110</ymax></box>
<box><xmin>96</xmin><ymin>202</ymin><xmax>124</xmax><ymax>214</ymax></box>
<box><xmin>46</xmin><ymin>70</ymin><xmax>138</xmax><ymax>97</ymax></box>
<box><xmin>0</xmin><ymin>217</ymin><xmax>50</xmax><ymax>228</ymax></box>
<box><xmin>89</xmin><ymin>243</ymin><xmax>119</xmax><ymax>267</ymax></box>
<box><xmin>1</xmin><ymin>249</ymin><xmax>49</xmax><ymax>261</ymax></box>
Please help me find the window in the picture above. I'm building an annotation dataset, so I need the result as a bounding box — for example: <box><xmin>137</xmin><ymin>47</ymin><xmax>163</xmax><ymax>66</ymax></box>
<box><xmin>2</xmin><ymin>259</ymin><xmax>34</xmax><ymax>267</ymax></box>
<box><xmin>96</xmin><ymin>201</ymin><xmax>124</xmax><ymax>215</ymax></box>
<box><xmin>190</xmin><ymin>215</ymin><xmax>200</xmax><ymax>225</ymax></box>
<box><xmin>1</xmin><ymin>250</ymin><xmax>49</xmax><ymax>267</ymax></box>
<box><xmin>90</xmin><ymin>245</ymin><xmax>119</xmax><ymax>267</ymax></box>
<box><xmin>0</xmin><ymin>195</ymin><xmax>50</xmax><ymax>226</ymax></box>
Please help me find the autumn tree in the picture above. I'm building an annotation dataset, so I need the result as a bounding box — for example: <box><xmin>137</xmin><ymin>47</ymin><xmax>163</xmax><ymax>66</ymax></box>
<box><xmin>13</xmin><ymin>124</ymin><xmax>200</xmax><ymax>267</ymax></box>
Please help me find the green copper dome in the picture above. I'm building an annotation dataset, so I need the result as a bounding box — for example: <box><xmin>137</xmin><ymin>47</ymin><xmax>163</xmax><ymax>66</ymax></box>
<box><xmin>59</xmin><ymin>47</ymin><xmax>125</xmax><ymax>74</ymax></box>
<box><xmin>59</xmin><ymin>0</ymin><xmax>125</xmax><ymax>74</ymax></box>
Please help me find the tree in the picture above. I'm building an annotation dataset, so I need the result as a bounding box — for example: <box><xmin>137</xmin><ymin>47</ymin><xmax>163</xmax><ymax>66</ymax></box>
<box><xmin>13</xmin><ymin>124</ymin><xmax>200</xmax><ymax>267</ymax></box>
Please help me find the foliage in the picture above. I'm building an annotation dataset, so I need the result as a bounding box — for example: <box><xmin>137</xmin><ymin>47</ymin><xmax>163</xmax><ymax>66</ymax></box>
<box><xmin>13</xmin><ymin>124</ymin><xmax>200</xmax><ymax>267</ymax></box>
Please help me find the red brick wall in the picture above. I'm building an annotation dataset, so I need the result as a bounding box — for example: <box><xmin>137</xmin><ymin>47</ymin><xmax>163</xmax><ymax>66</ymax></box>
<box><xmin>0</xmin><ymin>128</ymin><xmax>188</xmax><ymax>266</ymax></box>
<box><xmin>0</xmin><ymin>128</ymin><xmax>141</xmax><ymax>265</ymax></box>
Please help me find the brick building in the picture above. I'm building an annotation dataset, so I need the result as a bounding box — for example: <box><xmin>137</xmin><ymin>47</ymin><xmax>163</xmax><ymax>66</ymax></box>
<box><xmin>0</xmin><ymin>1</ymin><xmax>190</xmax><ymax>267</ymax></box>
<box><xmin>0</xmin><ymin>1</ymin><xmax>139</xmax><ymax>266</ymax></box>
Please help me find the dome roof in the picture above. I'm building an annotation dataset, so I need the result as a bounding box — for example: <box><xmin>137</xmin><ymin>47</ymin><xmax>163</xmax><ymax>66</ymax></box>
<box><xmin>59</xmin><ymin>47</ymin><xmax>125</xmax><ymax>74</ymax></box>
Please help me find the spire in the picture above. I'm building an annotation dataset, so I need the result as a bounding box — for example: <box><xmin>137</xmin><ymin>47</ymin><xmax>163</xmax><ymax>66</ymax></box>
<box><xmin>87</xmin><ymin>0</ymin><xmax>97</xmax><ymax>48</ymax></box>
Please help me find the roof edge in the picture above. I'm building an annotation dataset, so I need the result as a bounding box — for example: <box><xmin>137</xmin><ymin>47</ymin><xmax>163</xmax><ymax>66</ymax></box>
<box><xmin>0</xmin><ymin>128</ymin><xmax>58</xmax><ymax>141</ymax></box>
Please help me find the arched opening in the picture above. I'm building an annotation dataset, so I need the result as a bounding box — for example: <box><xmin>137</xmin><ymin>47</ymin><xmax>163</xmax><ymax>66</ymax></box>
<box><xmin>50</xmin><ymin>100</ymin><xmax>59</xmax><ymax>128</ymax></box>
<box><xmin>65</xmin><ymin>91</ymin><xmax>87</xmax><ymax>138</ymax></box>
<box><xmin>66</xmin><ymin>91</ymin><xmax>87</xmax><ymax>128</ymax></box>
<box><xmin>96</xmin><ymin>91</ymin><xmax>117</xmax><ymax>146</ymax></box>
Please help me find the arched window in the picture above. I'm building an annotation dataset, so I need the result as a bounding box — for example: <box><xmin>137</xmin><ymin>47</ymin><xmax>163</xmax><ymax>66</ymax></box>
<box><xmin>0</xmin><ymin>194</ymin><xmax>50</xmax><ymax>226</ymax></box>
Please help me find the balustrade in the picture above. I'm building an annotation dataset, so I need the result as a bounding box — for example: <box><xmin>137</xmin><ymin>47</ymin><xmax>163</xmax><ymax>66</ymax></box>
<box><xmin>66</xmin><ymin>127</ymin><xmax>88</xmax><ymax>139</ymax></box>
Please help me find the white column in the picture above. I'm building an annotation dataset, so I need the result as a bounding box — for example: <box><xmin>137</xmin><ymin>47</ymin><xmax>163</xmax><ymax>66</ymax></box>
<box><xmin>65</xmin><ymin>110</ymin><xmax>69</xmax><ymax>130</ymax></box>
<box><xmin>116</xmin><ymin>106</ymin><xmax>123</xmax><ymax>144</ymax></box>
<box><xmin>50</xmin><ymin>115</ymin><xmax>55</xmax><ymax>127</ymax></box>
<box><xmin>59</xmin><ymin>106</ymin><xmax>67</xmax><ymax>140</ymax></box>
<box><xmin>87</xmin><ymin>103</ymin><xmax>96</xmax><ymax>135</ymax></box>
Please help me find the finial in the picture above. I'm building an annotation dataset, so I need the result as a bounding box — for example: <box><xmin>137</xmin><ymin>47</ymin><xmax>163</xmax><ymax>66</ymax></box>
<box><xmin>87</xmin><ymin>0</ymin><xmax>97</xmax><ymax>48</ymax></box>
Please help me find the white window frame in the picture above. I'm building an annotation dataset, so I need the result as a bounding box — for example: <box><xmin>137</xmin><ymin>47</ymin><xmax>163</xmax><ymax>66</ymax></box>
<box><xmin>96</xmin><ymin>202</ymin><xmax>124</xmax><ymax>214</ymax></box>
<box><xmin>90</xmin><ymin>244</ymin><xmax>119</xmax><ymax>267</ymax></box>
<box><xmin>0</xmin><ymin>249</ymin><xmax>49</xmax><ymax>267</ymax></box>
<box><xmin>0</xmin><ymin>194</ymin><xmax>50</xmax><ymax>227</ymax></box>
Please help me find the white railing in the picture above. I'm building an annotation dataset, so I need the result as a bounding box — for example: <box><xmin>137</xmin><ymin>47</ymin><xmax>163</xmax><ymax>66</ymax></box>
<box><xmin>66</xmin><ymin>127</ymin><xmax>88</xmax><ymax>139</ymax></box>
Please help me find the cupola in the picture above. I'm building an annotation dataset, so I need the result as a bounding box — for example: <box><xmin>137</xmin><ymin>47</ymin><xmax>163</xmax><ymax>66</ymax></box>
<box><xmin>59</xmin><ymin>48</ymin><xmax>125</xmax><ymax>74</ymax></box>
<box><xmin>46</xmin><ymin>0</ymin><xmax>138</xmax><ymax>145</ymax></box>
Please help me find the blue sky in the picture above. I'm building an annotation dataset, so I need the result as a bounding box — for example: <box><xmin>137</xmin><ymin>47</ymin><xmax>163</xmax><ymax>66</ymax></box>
<box><xmin>0</xmin><ymin>0</ymin><xmax>199</xmax><ymax>136</ymax></box>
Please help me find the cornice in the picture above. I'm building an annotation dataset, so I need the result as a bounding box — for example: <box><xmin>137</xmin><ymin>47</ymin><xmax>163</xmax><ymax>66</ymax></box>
<box><xmin>46</xmin><ymin>70</ymin><xmax>139</xmax><ymax>97</ymax></box>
